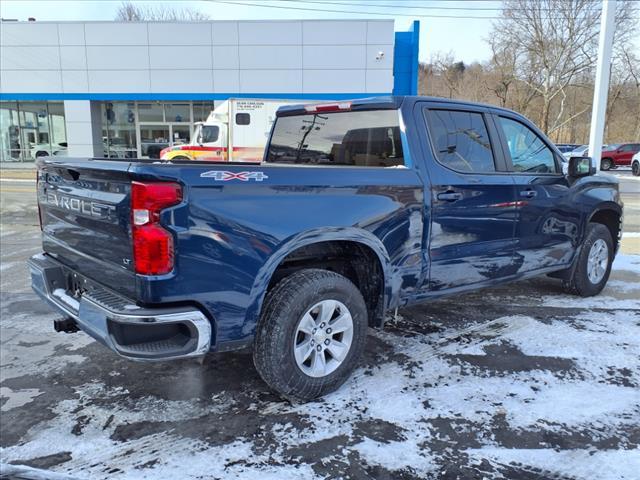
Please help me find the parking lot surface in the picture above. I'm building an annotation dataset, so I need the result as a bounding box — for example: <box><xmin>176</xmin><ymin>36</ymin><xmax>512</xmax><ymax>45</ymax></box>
<box><xmin>1</xmin><ymin>170</ymin><xmax>639</xmax><ymax>479</ymax></box>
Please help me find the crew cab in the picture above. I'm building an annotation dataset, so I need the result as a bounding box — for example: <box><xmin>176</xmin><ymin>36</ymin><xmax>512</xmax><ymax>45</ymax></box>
<box><xmin>600</xmin><ymin>143</ymin><xmax>640</xmax><ymax>170</ymax></box>
<box><xmin>29</xmin><ymin>96</ymin><xmax>623</xmax><ymax>401</ymax></box>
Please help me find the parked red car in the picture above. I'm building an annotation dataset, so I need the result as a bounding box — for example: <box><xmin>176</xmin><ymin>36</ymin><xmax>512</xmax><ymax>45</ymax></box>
<box><xmin>600</xmin><ymin>143</ymin><xmax>640</xmax><ymax>170</ymax></box>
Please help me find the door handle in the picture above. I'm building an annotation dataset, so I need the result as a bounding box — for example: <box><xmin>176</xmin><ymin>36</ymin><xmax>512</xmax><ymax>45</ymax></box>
<box><xmin>519</xmin><ymin>189</ymin><xmax>537</xmax><ymax>198</ymax></box>
<box><xmin>437</xmin><ymin>191</ymin><xmax>463</xmax><ymax>202</ymax></box>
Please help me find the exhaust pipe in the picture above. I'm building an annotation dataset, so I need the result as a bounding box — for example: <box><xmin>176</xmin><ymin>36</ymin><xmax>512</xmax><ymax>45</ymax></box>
<box><xmin>54</xmin><ymin>317</ymin><xmax>79</xmax><ymax>333</ymax></box>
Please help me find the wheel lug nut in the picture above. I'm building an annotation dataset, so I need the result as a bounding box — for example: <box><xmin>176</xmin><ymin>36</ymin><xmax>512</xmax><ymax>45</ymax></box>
<box><xmin>320</xmin><ymin>322</ymin><xmax>325</xmax><ymax>328</ymax></box>
<box><xmin>326</xmin><ymin>328</ymin><xmax>332</xmax><ymax>334</ymax></box>
<box><xmin>316</xmin><ymin>345</ymin><xmax>322</xmax><ymax>351</ymax></box>
<box><xmin>312</xmin><ymin>328</ymin><xmax>317</xmax><ymax>334</ymax></box>
<box><xmin>311</xmin><ymin>339</ymin><xmax>315</xmax><ymax>345</ymax></box>
<box><xmin>324</xmin><ymin>339</ymin><xmax>330</xmax><ymax>345</ymax></box>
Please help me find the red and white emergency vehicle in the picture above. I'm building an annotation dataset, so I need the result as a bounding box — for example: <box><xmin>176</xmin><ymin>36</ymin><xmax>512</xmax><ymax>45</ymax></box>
<box><xmin>160</xmin><ymin>99</ymin><xmax>299</xmax><ymax>162</ymax></box>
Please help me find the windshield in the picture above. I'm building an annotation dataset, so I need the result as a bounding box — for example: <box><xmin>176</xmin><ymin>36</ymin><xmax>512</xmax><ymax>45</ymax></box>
<box><xmin>266</xmin><ymin>110</ymin><xmax>404</xmax><ymax>167</ymax></box>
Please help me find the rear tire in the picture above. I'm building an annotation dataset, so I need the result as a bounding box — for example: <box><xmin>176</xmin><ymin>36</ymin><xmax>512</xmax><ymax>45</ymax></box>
<box><xmin>253</xmin><ymin>269</ymin><xmax>368</xmax><ymax>402</ymax></box>
<box><xmin>171</xmin><ymin>155</ymin><xmax>190</xmax><ymax>160</ymax></box>
<box><xmin>600</xmin><ymin>158</ymin><xmax>613</xmax><ymax>170</ymax></box>
<box><xmin>563</xmin><ymin>223</ymin><xmax>613</xmax><ymax>297</ymax></box>
<box><xmin>632</xmin><ymin>161</ymin><xmax>640</xmax><ymax>176</ymax></box>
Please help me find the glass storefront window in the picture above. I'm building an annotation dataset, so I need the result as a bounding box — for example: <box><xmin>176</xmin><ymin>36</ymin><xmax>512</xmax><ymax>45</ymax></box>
<box><xmin>1</xmin><ymin>100</ymin><xmax>217</xmax><ymax>161</ymax></box>
<box><xmin>165</xmin><ymin>103</ymin><xmax>190</xmax><ymax>123</ymax></box>
<box><xmin>103</xmin><ymin>102</ymin><xmax>137</xmax><ymax>158</ymax></box>
<box><xmin>172</xmin><ymin>125</ymin><xmax>191</xmax><ymax>146</ymax></box>
<box><xmin>48</xmin><ymin>103</ymin><xmax>67</xmax><ymax>151</ymax></box>
<box><xmin>140</xmin><ymin>125</ymin><xmax>170</xmax><ymax>159</ymax></box>
<box><xmin>1</xmin><ymin>102</ymin><xmax>20</xmax><ymax>160</ymax></box>
<box><xmin>0</xmin><ymin>101</ymin><xmax>67</xmax><ymax>161</ymax></box>
<box><xmin>193</xmin><ymin>102</ymin><xmax>215</xmax><ymax>122</ymax></box>
<box><xmin>137</xmin><ymin>102</ymin><xmax>164</xmax><ymax>122</ymax></box>
<box><xmin>20</xmin><ymin>102</ymin><xmax>50</xmax><ymax>159</ymax></box>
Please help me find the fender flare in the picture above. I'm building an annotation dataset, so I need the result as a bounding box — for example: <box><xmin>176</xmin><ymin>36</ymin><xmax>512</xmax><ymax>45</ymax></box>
<box><xmin>586</xmin><ymin>201</ymin><xmax>623</xmax><ymax>241</ymax></box>
<box><xmin>586</xmin><ymin>201</ymin><xmax>622</xmax><ymax>225</ymax></box>
<box><xmin>240</xmin><ymin>227</ymin><xmax>392</xmax><ymax>338</ymax></box>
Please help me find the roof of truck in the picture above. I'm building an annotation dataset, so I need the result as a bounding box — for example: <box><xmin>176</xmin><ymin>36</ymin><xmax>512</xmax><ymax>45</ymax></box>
<box><xmin>276</xmin><ymin>96</ymin><xmax>522</xmax><ymax>117</ymax></box>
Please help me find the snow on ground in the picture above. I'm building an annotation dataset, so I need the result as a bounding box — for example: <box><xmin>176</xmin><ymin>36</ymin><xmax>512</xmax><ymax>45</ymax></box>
<box><xmin>1</xmin><ymin>253</ymin><xmax>639</xmax><ymax>479</ymax></box>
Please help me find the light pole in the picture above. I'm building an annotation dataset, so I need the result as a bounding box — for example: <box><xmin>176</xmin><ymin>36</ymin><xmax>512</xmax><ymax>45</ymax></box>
<box><xmin>588</xmin><ymin>0</ymin><xmax>616</xmax><ymax>172</ymax></box>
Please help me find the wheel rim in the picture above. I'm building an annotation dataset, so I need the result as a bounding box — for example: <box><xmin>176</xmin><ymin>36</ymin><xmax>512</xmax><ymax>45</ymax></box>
<box><xmin>587</xmin><ymin>238</ymin><xmax>609</xmax><ymax>284</ymax></box>
<box><xmin>293</xmin><ymin>299</ymin><xmax>354</xmax><ymax>378</ymax></box>
<box><xmin>633</xmin><ymin>163</ymin><xmax>639</xmax><ymax>176</ymax></box>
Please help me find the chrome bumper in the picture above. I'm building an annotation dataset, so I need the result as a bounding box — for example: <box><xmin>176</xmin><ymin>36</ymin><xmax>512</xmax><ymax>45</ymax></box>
<box><xmin>28</xmin><ymin>253</ymin><xmax>212</xmax><ymax>361</ymax></box>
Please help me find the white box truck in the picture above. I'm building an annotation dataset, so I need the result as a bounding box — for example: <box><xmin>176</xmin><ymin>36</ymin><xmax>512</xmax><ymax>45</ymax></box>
<box><xmin>159</xmin><ymin>99</ymin><xmax>301</xmax><ymax>162</ymax></box>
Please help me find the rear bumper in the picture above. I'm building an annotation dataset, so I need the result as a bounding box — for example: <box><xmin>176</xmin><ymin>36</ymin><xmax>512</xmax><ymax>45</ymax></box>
<box><xmin>28</xmin><ymin>253</ymin><xmax>212</xmax><ymax>361</ymax></box>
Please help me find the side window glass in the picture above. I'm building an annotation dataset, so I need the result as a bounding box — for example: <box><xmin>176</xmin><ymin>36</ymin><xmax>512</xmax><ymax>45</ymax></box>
<box><xmin>497</xmin><ymin>117</ymin><xmax>557</xmax><ymax>173</ymax></box>
<box><xmin>236</xmin><ymin>113</ymin><xmax>250</xmax><ymax>125</ymax></box>
<box><xmin>426</xmin><ymin>109</ymin><xmax>496</xmax><ymax>173</ymax></box>
<box><xmin>201</xmin><ymin>126</ymin><xmax>219</xmax><ymax>143</ymax></box>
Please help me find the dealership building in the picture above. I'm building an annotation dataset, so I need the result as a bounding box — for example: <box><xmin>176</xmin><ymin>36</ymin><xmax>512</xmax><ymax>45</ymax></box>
<box><xmin>0</xmin><ymin>19</ymin><xmax>419</xmax><ymax>161</ymax></box>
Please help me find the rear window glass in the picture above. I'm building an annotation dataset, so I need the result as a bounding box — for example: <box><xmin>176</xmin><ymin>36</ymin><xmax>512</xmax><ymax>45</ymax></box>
<box><xmin>265</xmin><ymin>110</ymin><xmax>404</xmax><ymax>167</ymax></box>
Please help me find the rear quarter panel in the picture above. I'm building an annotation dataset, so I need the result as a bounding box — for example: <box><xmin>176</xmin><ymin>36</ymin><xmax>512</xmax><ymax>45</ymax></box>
<box><xmin>129</xmin><ymin>163</ymin><xmax>424</xmax><ymax>349</ymax></box>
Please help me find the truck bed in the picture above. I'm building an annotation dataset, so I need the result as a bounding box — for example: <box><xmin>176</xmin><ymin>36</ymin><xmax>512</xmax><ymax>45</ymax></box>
<box><xmin>35</xmin><ymin>155</ymin><xmax>423</xmax><ymax>348</ymax></box>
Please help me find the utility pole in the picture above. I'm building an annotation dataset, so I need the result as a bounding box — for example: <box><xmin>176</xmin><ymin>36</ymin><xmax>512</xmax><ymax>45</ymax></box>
<box><xmin>588</xmin><ymin>0</ymin><xmax>616</xmax><ymax>171</ymax></box>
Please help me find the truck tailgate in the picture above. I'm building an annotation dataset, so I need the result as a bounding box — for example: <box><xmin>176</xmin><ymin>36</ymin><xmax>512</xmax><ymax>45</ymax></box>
<box><xmin>37</xmin><ymin>159</ymin><xmax>136</xmax><ymax>298</ymax></box>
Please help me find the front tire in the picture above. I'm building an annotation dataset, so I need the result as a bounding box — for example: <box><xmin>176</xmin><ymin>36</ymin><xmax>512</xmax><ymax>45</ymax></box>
<box><xmin>601</xmin><ymin>158</ymin><xmax>613</xmax><ymax>170</ymax></box>
<box><xmin>253</xmin><ymin>269</ymin><xmax>368</xmax><ymax>402</ymax></box>
<box><xmin>564</xmin><ymin>223</ymin><xmax>614</xmax><ymax>297</ymax></box>
<box><xmin>632</xmin><ymin>161</ymin><xmax>640</xmax><ymax>176</ymax></box>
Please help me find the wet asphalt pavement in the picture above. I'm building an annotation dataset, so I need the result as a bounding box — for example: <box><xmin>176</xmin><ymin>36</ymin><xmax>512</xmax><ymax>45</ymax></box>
<box><xmin>0</xmin><ymin>172</ymin><xmax>639</xmax><ymax>479</ymax></box>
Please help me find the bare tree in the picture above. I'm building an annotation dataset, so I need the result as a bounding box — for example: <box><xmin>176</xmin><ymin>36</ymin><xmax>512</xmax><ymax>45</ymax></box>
<box><xmin>115</xmin><ymin>1</ymin><xmax>209</xmax><ymax>21</ymax></box>
<box><xmin>430</xmin><ymin>52</ymin><xmax>466</xmax><ymax>99</ymax></box>
<box><xmin>490</xmin><ymin>0</ymin><xmax>636</xmax><ymax>134</ymax></box>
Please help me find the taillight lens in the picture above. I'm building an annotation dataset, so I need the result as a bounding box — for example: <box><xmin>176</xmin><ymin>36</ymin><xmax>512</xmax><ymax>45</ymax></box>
<box><xmin>131</xmin><ymin>181</ymin><xmax>182</xmax><ymax>275</ymax></box>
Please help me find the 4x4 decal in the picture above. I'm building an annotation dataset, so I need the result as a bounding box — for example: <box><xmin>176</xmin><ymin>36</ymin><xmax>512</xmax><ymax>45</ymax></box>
<box><xmin>200</xmin><ymin>171</ymin><xmax>269</xmax><ymax>182</ymax></box>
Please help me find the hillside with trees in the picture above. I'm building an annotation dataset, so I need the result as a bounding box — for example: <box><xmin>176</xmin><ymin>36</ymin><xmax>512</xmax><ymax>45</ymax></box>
<box><xmin>419</xmin><ymin>0</ymin><xmax>639</xmax><ymax>144</ymax></box>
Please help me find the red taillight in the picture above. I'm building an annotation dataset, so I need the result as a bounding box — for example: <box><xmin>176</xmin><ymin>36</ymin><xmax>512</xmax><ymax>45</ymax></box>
<box><xmin>304</xmin><ymin>102</ymin><xmax>351</xmax><ymax>113</ymax></box>
<box><xmin>131</xmin><ymin>181</ymin><xmax>182</xmax><ymax>275</ymax></box>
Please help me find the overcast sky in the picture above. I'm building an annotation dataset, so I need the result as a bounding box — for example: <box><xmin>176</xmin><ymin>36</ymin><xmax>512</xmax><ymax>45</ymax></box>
<box><xmin>3</xmin><ymin>0</ymin><xmax>639</xmax><ymax>65</ymax></box>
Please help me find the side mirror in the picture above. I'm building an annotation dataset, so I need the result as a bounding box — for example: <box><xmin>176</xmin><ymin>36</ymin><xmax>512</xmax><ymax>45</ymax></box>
<box><xmin>568</xmin><ymin>156</ymin><xmax>594</xmax><ymax>178</ymax></box>
<box><xmin>197</xmin><ymin>133</ymin><xmax>203</xmax><ymax>145</ymax></box>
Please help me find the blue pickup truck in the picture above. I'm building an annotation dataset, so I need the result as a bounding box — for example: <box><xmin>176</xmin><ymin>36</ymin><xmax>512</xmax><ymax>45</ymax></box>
<box><xmin>29</xmin><ymin>96</ymin><xmax>623</xmax><ymax>401</ymax></box>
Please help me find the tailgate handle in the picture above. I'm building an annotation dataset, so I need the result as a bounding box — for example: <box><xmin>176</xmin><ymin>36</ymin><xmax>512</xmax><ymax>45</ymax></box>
<box><xmin>57</xmin><ymin>168</ymin><xmax>80</xmax><ymax>181</ymax></box>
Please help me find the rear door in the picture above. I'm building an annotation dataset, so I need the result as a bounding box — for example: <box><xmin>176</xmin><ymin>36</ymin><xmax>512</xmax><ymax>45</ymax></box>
<box><xmin>37</xmin><ymin>159</ymin><xmax>136</xmax><ymax>297</ymax></box>
<box><xmin>617</xmin><ymin>144</ymin><xmax>640</xmax><ymax>166</ymax></box>
<box><xmin>492</xmin><ymin>112</ymin><xmax>578</xmax><ymax>272</ymax></box>
<box><xmin>418</xmin><ymin>102</ymin><xmax>518</xmax><ymax>291</ymax></box>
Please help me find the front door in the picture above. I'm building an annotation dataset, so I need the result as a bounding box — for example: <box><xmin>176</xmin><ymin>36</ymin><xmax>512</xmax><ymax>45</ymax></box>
<box><xmin>492</xmin><ymin>113</ymin><xmax>577</xmax><ymax>273</ymax></box>
<box><xmin>418</xmin><ymin>103</ymin><xmax>518</xmax><ymax>291</ymax></box>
